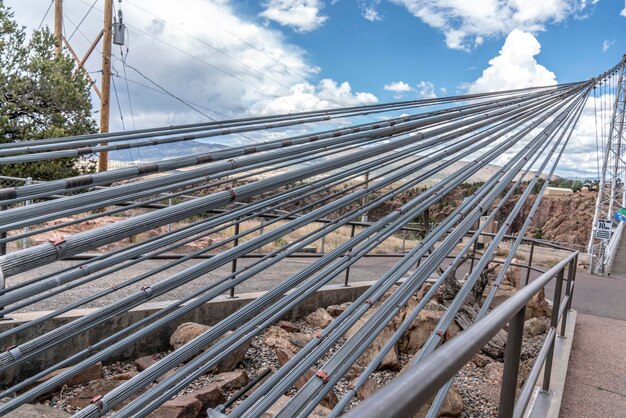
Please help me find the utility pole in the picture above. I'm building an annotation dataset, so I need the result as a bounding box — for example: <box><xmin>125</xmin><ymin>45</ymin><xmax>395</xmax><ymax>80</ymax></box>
<box><xmin>54</xmin><ymin>0</ymin><xmax>63</xmax><ymax>56</ymax></box>
<box><xmin>99</xmin><ymin>0</ymin><xmax>113</xmax><ymax>172</ymax></box>
<box><xmin>53</xmin><ymin>0</ymin><xmax>112</xmax><ymax>171</ymax></box>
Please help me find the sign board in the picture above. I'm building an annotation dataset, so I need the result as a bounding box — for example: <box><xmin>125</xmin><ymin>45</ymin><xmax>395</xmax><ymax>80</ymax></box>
<box><xmin>595</xmin><ymin>219</ymin><xmax>612</xmax><ymax>240</ymax></box>
<box><xmin>615</xmin><ymin>212</ymin><xmax>626</xmax><ymax>222</ymax></box>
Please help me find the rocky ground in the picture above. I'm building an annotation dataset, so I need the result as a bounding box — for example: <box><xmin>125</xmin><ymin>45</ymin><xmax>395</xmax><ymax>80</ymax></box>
<box><xmin>2</xmin><ymin>271</ymin><xmax>552</xmax><ymax>418</ymax></box>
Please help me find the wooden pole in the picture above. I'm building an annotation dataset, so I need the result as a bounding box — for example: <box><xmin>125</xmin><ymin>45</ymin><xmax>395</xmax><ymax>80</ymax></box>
<box><xmin>54</xmin><ymin>0</ymin><xmax>63</xmax><ymax>56</ymax></box>
<box><xmin>99</xmin><ymin>0</ymin><xmax>113</xmax><ymax>172</ymax></box>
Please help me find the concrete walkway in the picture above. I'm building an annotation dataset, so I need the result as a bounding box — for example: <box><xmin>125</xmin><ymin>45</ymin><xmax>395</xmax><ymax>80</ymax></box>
<box><xmin>554</xmin><ymin>272</ymin><xmax>626</xmax><ymax>418</ymax></box>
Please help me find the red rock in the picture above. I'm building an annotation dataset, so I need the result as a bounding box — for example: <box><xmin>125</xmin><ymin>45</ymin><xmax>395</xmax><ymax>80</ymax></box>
<box><xmin>170</xmin><ymin>322</ymin><xmax>251</xmax><ymax>372</ymax></box>
<box><xmin>214</xmin><ymin>369</ymin><xmax>249</xmax><ymax>391</ymax></box>
<box><xmin>150</xmin><ymin>394</ymin><xmax>202</xmax><ymax>418</ymax></box>
<box><xmin>287</xmin><ymin>332</ymin><xmax>313</xmax><ymax>348</ymax></box>
<box><xmin>472</xmin><ymin>354</ymin><xmax>491</xmax><ymax>368</ymax></box>
<box><xmin>4</xmin><ymin>404</ymin><xmax>70</xmax><ymax>417</ymax></box>
<box><xmin>189</xmin><ymin>383</ymin><xmax>225</xmax><ymax>410</ymax></box>
<box><xmin>273</xmin><ymin>347</ymin><xmax>338</xmax><ymax>409</ymax></box>
<box><xmin>277</xmin><ymin>320</ymin><xmax>299</xmax><ymax>333</ymax></box>
<box><xmin>19</xmin><ymin>362</ymin><xmax>103</xmax><ymax>397</ymax></box>
<box><xmin>109</xmin><ymin>371</ymin><xmax>137</xmax><ymax>380</ymax></box>
<box><xmin>135</xmin><ymin>354</ymin><xmax>159</xmax><ymax>372</ymax></box>
<box><xmin>67</xmin><ymin>379</ymin><xmax>126</xmax><ymax>408</ymax></box>
<box><xmin>305</xmin><ymin>308</ymin><xmax>333</xmax><ymax>328</ymax></box>
<box><xmin>327</xmin><ymin>302</ymin><xmax>351</xmax><ymax>317</ymax></box>
<box><xmin>356</xmin><ymin>378</ymin><xmax>378</xmax><ymax>400</ymax></box>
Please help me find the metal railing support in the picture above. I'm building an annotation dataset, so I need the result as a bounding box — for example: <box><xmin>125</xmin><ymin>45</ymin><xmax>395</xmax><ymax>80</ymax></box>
<box><xmin>525</xmin><ymin>240</ymin><xmax>535</xmax><ymax>285</ymax></box>
<box><xmin>344</xmin><ymin>224</ymin><xmax>356</xmax><ymax>286</ymax></box>
<box><xmin>542</xmin><ymin>268</ymin><xmax>564</xmax><ymax>392</ymax></box>
<box><xmin>560</xmin><ymin>259</ymin><xmax>575</xmax><ymax>336</ymax></box>
<box><xmin>229</xmin><ymin>222</ymin><xmax>241</xmax><ymax>298</ymax></box>
<box><xmin>498</xmin><ymin>306</ymin><xmax>526</xmax><ymax>418</ymax></box>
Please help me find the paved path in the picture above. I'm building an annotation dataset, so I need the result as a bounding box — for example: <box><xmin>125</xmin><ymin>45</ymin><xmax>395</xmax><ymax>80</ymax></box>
<box><xmin>555</xmin><ymin>271</ymin><xmax>626</xmax><ymax>418</ymax></box>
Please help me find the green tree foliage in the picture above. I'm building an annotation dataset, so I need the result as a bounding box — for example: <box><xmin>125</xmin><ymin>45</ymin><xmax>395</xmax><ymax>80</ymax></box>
<box><xmin>0</xmin><ymin>2</ymin><xmax>96</xmax><ymax>180</ymax></box>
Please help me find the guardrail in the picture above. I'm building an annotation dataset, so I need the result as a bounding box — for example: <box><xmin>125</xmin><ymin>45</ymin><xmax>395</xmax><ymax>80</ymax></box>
<box><xmin>346</xmin><ymin>251</ymin><xmax>578</xmax><ymax>418</ymax></box>
<box><xmin>606</xmin><ymin>221</ymin><xmax>624</xmax><ymax>275</ymax></box>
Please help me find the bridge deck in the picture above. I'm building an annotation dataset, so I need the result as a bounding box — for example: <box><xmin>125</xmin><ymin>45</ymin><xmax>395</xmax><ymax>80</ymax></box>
<box><xmin>544</xmin><ymin>271</ymin><xmax>626</xmax><ymax>417</ymax></box>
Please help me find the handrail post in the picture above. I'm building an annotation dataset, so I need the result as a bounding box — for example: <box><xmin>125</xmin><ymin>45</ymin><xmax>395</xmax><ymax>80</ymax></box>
<box><xmin>560</xmin><ymin>258</ymin><xmax>575</xmax><ymax>336</ymax></box>
<box><xmin>542</xmin><ymin>268</ymin><xmax>564</xmax><ymax>392</ymax></box>
<box><xmin>344</xmin><ymin>224</ymin><xmax>356</xmax><ymax>287</ymax></box>
<box><xmin>229</xmin><ymin>221</ymin><xmax>241</xmax><ymax>298</ymax></box>
<box><xmin>498</xmin><ymin>306</ymin><xmax>526</xmax><ymax>418</ymax></box>
<box><xmin>525</xmin><ymin>241</ymin><xmax>535</xmax><ymax>285</ymax></box>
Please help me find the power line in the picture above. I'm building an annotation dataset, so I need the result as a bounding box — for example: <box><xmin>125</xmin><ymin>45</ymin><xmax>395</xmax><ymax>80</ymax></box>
<box><xmin>120</xmin><ymin>61</ymin><xmax>215</xmax><ymax>121</ymax></box>
<box><xmin>37</xmin><ymin>0</ymin><xmax>54</xmax><ymax>30</ymax></box>
<box><xmin>68</xmin><ymin>0</ymin><xmax>97</xmax><ymax>41</ymax></box>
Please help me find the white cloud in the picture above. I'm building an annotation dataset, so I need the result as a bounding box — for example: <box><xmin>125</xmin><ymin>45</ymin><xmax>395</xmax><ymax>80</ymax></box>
<box><xmin>384</xmin><ymin>81</ymin><xmax>412</xmax><ymax>93</ymax></box>
<box><xmin>363</xmin><ymin>7</ymin><xmax>382</xmax><ymax>21</ymax></box>
<box><xmin>555</xmin><ymin>93</ymin><xmax>615</xmax><ymax>178</ymax></box>
<box><xmin>622</xmin><ymin>1</ymin><xmax>626</xmax><ymax>18</ymax></box>
<box><xmin>467</xmin><ymin>30</ymin><xmax>557</xmax><ymax>93</ymax></box>
<box><xmin>260</xmin><ymin>0</ymin><xmax>328</xmax><ymax>32</ymax></box>
<box><xmin>389</xmin><ymin>0</ymin><xmax>586</xmax><ymax>50</ymax></box>
<box><xmin>250</xmin><ymin>79</ymin><xmax>378</xmax><ymax>115</ymax></box>
<box><xmin>416</xmin><ymin>81</ymin><xmax>437</xmax><ymax>99</ymax></box>
<box><xmin>602</xmin><ymin>39</ymin><xmax>615</xmax><ymax>52</ymax></box>
<box><xmin>5</xmin><ymin>0</ymin><xmax>377</xmax><ymax>134</ymax></box>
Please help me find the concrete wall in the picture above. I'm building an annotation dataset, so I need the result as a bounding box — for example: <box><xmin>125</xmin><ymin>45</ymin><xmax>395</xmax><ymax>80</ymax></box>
<box><xmin>0</xmin><ymin>281</ymin><xmax>376</xmax><ymax>387</ymax></box>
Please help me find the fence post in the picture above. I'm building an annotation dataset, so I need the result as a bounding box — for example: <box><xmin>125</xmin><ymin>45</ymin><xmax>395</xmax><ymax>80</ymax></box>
<box><xmin>402</xmin><ymin>230</ymin><xmax>406</xmax><ymax>253</ymax></box>
<box><xmin>229</xmin><ymin>222</ymin><xmax>241</xmax><ymax>298</ymax></box>
<box><xmin>21</xmin><ymin>177</ymin><xmax>32</xmax><ymax>249</ymax></box>
<box><xmin>542</xmin><ymin>268</ymin><xmax>564</xmax><ymax>392</ymax></box>
<box><xmin>344</xmin><ymin>224</ymin><xmax>356</xmax><ymax>287</ymax></box>
<box><xmin>560</xmin><ymin>256</ymin><xmax>577</xmax><ymax>336</ymax></box>
<box><xmin>498</xmin><ymin>306</ymin><xmax>526</xmax><ymax>418</ymax></box>
<box><xmin>525</xmin><ymin>241</ymin><xmax>535</xmax><ymax>285</ymax></box>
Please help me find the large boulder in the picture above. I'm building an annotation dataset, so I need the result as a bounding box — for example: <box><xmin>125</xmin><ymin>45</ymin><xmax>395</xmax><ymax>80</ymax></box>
<box><xmin>4</xmin><ymin>404</ymin><xmax>70</xmax><ymax>418</ymax></box>
<box><xmin>170</xmin><ymin>322</ymin><xmax>251</xmax><ymax>372</ymax></box>
<box><xmin>484</xmin><ymin>284</ymin><xmax>517</xmax><ymax>309</ymax></box>
<box><xmin>273</xmin><ymin>347</ymin><xmax>338</xmax><ymax>409</ymax></box>
<box><xmin>288</xmin><ymin>332</ymin><xmax>314</xmax><ymax>348</ymax></box>
<box><xmin>525</xmin><ymin>287</ymin><xmax>552</xmax><ymax>319</ymax></box>
<box><xmin>264</xmin><ymin>326</ymin><xmax>300</xmax><ymax>353</ymax></box>
<box><xmin>149</xmin><ymin>394</ymin><xmax>202</xmax><ymax>418</ymax></box>
<box><xmin>68</xmin><ymin>379</ymin><xmax>126</xmax><ymax>409</ymax></box>
<box><xmin>276</xmin><ymin>320</ymin><xmax>299</xmax><ymax>333</ymax></box>
<box><xmin>327</xmin><ymin>302</ymin><xmax>351</xmax><ymax>317</ymax></box>
<box><xmin>484</xmin><ymin>362</ymin><xmax>504</xmax><ymax>385</ymax></box>
<box><xmin>214</xmin><ymin>370</ymin><xmax>249</xmax><ymax>391</ymax></box>
<box><xmin>18</xmin><ymin>362</ymin><xmax>103</xmax><ymax>398</ymax></box>
<box><xmin>261</xmin><ymin>395</ymin><xmax>332</xmax><ymax>418</ymax></box>
<box><xmin>305</xmin><ymin>308</ymin><xmax>333</xmax><ymax>328</ymax></box>
<box><xmin>413</xmin><ymin>385</ymin><xmax>463</xmax><ymax>418</ymax></box>
<box><xmin>135</xmin><ymin>355</ymin><xmax>159</xmax><ymax>372</ymax></box>
<box><xmin>346</xmin><ymin>314</ymin><xmax>400</xmax><ymax>370</ymax></box>
<box><xmin>524</xmin><ymin>318</ymin><xmax>547</xmax><ymax>337</ymax></box>
<box><xmin>399</xmin><ymin>308</ymin><xmax>443</xmax><ymax>355</ymax></box>
<box><xmin>189</xmin><ymin>383</ymin><xmax>225</xmax><ymax>411</ymax></box>
<box><xmin>505</xmin><ymin>260</ymin><xmax>522</xmax><ymax>288</ymax></box>
<box><xmin>170</xmin><ymin>322</ymin><xmax>210</xmax><ymax>350</ymax></box>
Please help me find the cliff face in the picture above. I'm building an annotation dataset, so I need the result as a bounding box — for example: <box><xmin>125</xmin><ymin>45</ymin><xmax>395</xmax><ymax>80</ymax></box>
<box><xmin>425</xmin><ymin>188</ymin><xmax>596</xmax><ymax>248</ymax></box>
<box><xmin>513</xmin><ymin>192</ymin><xmax>595</xmax><ymax>247</ymax></box>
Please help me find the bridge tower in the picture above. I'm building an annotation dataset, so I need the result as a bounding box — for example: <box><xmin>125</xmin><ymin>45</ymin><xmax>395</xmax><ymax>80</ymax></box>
<box><xmin>588</xmin><ymin>58</ymin><xmax>626</xmax><ymax>274</ymax></box>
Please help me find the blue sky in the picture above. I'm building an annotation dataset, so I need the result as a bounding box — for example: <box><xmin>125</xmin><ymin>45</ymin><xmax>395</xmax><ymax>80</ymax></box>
<box><xmin>4</xmin><ymin>0</ymin><xmax>626</xmax><ymax>177</ymax></box>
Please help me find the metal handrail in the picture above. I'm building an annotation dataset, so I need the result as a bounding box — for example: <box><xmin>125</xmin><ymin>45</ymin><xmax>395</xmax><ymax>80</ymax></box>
<box><xmin>606</xmin><ymin>221</ymin><xmax>624</xmax><ymax>274</ymax></box>
<box><xmin>345</xmin><ymin>251</ymin><xmax>578</xmax><ymax>418</ymax></box>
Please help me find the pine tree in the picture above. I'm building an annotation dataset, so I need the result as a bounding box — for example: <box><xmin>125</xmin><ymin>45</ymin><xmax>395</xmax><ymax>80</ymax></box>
<box><xmin>0</xmin><ymin>1</ymin><xmax>97</xmax><ymax>180</ymax></box>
